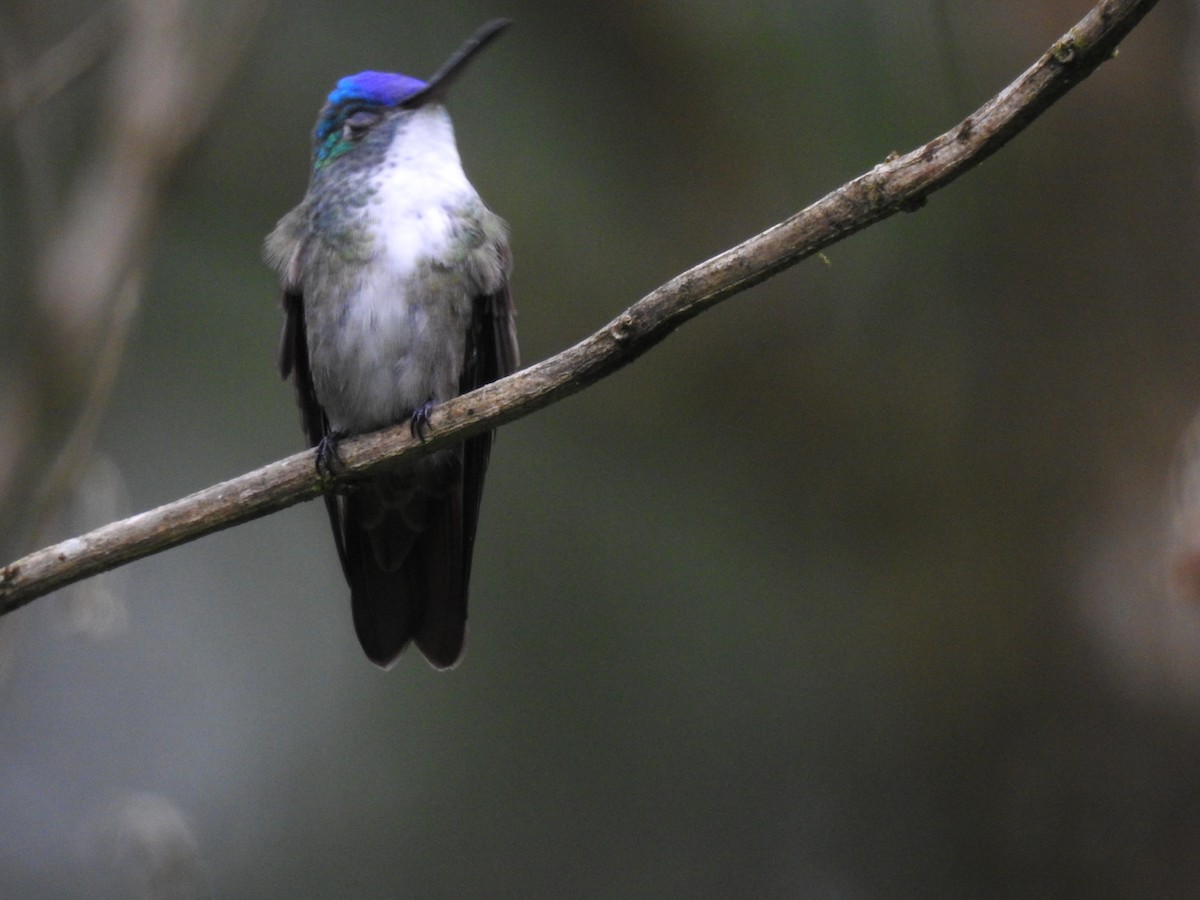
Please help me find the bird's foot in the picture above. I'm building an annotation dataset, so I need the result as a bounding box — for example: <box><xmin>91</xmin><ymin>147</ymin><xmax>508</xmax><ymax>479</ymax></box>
<box><xmin>410</xmin><ymin>398</ymin><xmax>436</xmax><ymax>442</ymax></box>
<box><xmin>315</xmin><ymin>431</ymin><xmax>346</xmax><ymax>479</ymax></box>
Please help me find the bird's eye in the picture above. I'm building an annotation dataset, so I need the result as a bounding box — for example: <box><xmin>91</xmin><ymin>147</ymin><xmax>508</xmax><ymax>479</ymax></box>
<box><xmin>342</xmin><ymin>110</ymin><xmax>380</xmax><ymax>141</ymax></box>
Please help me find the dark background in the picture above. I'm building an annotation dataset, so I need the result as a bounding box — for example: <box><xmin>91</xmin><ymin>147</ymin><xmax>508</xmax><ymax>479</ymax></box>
<box><xmin>3</xmin><ymin>1</ymin><xmax>1200</xmax><ymax>896</ymax></box>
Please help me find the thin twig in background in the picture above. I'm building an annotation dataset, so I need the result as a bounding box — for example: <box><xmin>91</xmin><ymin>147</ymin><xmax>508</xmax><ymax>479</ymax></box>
<box><xmin>0</xmin><ymin>4</ymin><xmax>116</xmax><ymax>120</ymax></box>
<box><xmin>0</xmin><ymin>0</ymin><xmax>269</xmax><ymax>562</ymax></box>
<box><xmin>0</xmin><ymin>0</ymin><xmax>1161</xmax><ymax>614</ymax></box>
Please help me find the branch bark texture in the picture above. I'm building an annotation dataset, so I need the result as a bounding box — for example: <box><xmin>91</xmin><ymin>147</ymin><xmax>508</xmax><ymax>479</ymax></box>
<box><xmin>0</xmin><ymin>0</ymin><xmax>1160</xmax><ymax>615</ymax></box>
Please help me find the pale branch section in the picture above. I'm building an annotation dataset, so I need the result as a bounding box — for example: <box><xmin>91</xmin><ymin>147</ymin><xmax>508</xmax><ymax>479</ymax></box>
<box><xmin>0</xmin><ymin>0</ymin><xmax>1160</xmax><ymax>615</ymax></box>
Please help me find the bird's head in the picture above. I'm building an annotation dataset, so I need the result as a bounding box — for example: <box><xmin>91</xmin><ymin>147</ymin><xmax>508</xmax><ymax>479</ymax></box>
<box><xmin>311</xmin><ymin>19</ymin><xmax>510</xmax><ymax>170</ymax></box>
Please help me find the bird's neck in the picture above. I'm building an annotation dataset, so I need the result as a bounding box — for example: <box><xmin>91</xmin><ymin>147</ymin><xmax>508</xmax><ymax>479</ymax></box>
<box><xmin>376</xmin><ymin>105</ymin><xmax>474</xmax><ymax>210</ymax></box>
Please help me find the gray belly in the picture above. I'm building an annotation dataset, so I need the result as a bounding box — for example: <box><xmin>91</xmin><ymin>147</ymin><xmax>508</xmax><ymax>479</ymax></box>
<box><xmin>307</xmin><ymin>268</ymin><xmax>473</xmax><ymax>436</ymax></box>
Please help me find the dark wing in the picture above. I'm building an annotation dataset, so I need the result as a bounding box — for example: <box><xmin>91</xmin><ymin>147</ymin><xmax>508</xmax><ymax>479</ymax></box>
<box><xmin>458</xmin><ymin>272</ymin><xmax>520</xmax><ymax>587</ymax></box>
<box><xmin>411</xmin><ymin>272</ymin><xmax>519</xmax><ymax>666</ymax></box>
<box><xmin>279</xmin><ymin>288</ymin><xmax>350</xmax><ymax>573</ymax></box>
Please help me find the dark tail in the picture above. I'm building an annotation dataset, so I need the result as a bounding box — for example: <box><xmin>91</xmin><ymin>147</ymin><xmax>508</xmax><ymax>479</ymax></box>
<box><xmin>342</xmin><ymin>476</ymin><xmax>468</xmax><ymax>669</ymax></box>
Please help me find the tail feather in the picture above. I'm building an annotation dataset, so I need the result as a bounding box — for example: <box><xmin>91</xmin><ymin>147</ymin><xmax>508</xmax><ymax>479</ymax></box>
<box><xmin>344</xmin><ymin>496</ymin><xmax>422</xmax><ymax>668</ymax></box>
<box><xmin>413</xmin><ymin>482</ymin><xmax>467</xmax><ymax>668</ymax></box>
<box><xmin>343</xmin><ymin>477</ymin><xmax>468</xmax><ymax>670</ymax></box>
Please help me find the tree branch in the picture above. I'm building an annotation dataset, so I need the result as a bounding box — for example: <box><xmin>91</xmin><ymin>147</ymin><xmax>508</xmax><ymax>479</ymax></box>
<box><xmin>0</xmin><ymin>0</ymin><xmax>1160</xmax><ymax>615</ymax></box>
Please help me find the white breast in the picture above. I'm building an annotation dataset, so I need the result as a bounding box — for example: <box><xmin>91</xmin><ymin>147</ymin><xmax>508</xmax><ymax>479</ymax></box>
<box><xmin>372</xmin><ymin>106</ymin><xmax>475</xmax><ymax>273</ymax></box>
<box><xmin>311</xmin><ymin>106</ymin><xmax>481</xmax><ymax>435</ymax></box>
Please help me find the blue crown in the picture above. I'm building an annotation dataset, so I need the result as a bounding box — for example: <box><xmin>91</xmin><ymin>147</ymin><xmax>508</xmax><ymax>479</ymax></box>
<box><xmin>327</xmin><ymin>71</ymin><xmax>427</xmax><ymax>109</ymax></box>
<box><xmin>314</xmin><ymin>71</ymin><xmax>427</xmax><ymax>147</ymax></box>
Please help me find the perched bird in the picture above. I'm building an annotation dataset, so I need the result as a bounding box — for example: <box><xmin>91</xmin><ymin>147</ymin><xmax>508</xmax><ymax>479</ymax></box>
<box><xmin>265</xmin><ymin>21</ymin><xmax>518</xmax><ymax>669</ymax></box>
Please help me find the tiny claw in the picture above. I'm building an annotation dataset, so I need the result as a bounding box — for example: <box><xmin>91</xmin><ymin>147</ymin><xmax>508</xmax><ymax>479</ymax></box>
<box><xmin>315</xmin><ymin>432</ymin><xmax>345</xmax><ymax>478</ymax></box>
<box><xmin>410</xmin><ymin>399</ymin><xmax>436</xmax><ymax>442</ymax></box>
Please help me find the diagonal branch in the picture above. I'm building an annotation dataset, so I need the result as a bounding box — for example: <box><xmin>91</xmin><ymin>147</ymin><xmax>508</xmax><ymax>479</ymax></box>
<box><xmin>0</xmin><ymin>0</ymin><xmax>1160</xmax><ymax>615</ymax></box>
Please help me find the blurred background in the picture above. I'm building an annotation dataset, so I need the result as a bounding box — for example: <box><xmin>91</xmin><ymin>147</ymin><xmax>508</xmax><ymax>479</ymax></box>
<box><xmin>1</xmin><ymin>0</ymin><xmax>1198</xmax><ymax>896</ymax></box>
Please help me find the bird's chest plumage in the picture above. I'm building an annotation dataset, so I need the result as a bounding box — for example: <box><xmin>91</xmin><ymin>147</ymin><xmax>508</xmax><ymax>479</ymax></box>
<box><xmin>303</xmin><ymin>127</ymin><xmax>484</xmax><ymax>435</ymax></box>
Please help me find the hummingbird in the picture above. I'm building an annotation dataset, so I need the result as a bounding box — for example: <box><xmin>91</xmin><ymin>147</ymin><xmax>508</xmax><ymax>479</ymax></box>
<box><xmin>264</xmin><ymin>20</ymin><xmax>518</xmax><ymax>669</ymax></box>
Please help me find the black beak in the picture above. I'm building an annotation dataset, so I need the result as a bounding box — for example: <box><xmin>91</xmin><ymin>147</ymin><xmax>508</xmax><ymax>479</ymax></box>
<box><xmin>403</xmin><ymin>19</ymin><xmax>512</xmax><ymax>108</ymax></box>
